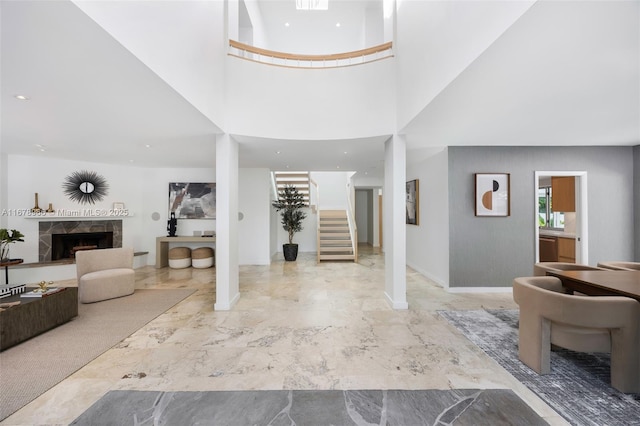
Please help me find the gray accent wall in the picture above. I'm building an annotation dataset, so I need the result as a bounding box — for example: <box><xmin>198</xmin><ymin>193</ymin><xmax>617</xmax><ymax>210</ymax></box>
<box><xmin>448</xmin><ymin>146</ymin><xmax>635</xmax><ymax>288</ymax></box>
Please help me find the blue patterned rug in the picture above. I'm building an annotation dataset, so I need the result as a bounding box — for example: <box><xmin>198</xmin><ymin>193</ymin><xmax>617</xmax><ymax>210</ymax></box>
<box><xmin>439</xmin><ymin>309</ymin><xmax>640</xmax><ymax>426</ymax></box>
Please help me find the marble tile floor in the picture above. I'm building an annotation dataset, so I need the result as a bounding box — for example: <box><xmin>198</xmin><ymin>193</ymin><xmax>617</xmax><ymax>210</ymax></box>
<box><xmin>2</xmin><ymin>247</ymin><xmax>568</xmax><ymax>425</ymax></box>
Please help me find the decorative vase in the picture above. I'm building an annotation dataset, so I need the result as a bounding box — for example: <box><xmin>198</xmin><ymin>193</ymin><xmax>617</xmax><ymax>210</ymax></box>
<box><xmin>31</xmin><ymin>192</ymin><xmax>42</xmax><ymax>213</ymax></box>
<box><xmin>0</xmin><ymin>244</ymin><xmax>9</xmax><ymax>262</ymax></box>
<box><xmin>283</xmin><ymin>244</ymin><xmax>298</xmax><ymax>261</ymax></box>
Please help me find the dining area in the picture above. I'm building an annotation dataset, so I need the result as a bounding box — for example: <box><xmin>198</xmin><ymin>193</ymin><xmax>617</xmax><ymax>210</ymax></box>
<box><xmin>513</xmin><ymin>261</ymin><xmax>640</xmax><ymax>394</ymax></box>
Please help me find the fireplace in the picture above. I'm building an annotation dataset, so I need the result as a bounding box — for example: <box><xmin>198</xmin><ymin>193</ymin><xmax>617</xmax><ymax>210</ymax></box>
<box><xmin>39</xmin><ymin>220</ymin><xmax>122</xmax><ymax>262</ymax></box>
<box><xmin>51</xmin><ymin>232</ymin><xmax>114</xmax><ymax>260</ymax></box>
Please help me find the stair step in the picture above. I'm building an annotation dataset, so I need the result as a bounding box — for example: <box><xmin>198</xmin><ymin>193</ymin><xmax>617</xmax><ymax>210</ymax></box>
<box><xmin>320</xmin><ymin>210</ymin><xmax>347</xmax><ymax>217</ymax></box>
<box><xmin>319</xmin><ymin>238</ymin><xmax>352</xmax><ymax>243</ymax></box>
<box><xmin>320</xmin><ymin>246</ymin><xmax>353</xmax><ymax>252</ymax></box>
<box><xmin>319</xmin><ymin>254</ymin><xmax>356</xmax><ymax>260</ymax></box>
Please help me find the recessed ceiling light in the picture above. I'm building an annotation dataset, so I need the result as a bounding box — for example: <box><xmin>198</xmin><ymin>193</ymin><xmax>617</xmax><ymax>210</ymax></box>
<box><xmin>15</xmin><ymin>95</ymin><xmax>29</xmax><ymax>100</ymax></box>
<box><xmin>343</xmin><ymin>151</ymin><xmax>348</xmax><ymax>154</ymax></box>
<box><xmin>336</xmin><ymin>165</ymin><xmax>340</xmax><ymax>169</ymax></box>
<box><xmin>129</xmin><ymin>159</ymin><xmax>135</xmax><ymax>163</ymax></box>
<box><xmin>336</xmin><ymin>22</ymin><xmax>341</xmax><ymax>27</ymax></box>
<box><xmin>145</xmin><ymin>144</ymin><xmax>152</xmax><ymax>148</ymax></box>
<box><xmin>276</xmin><ymin>151</ymin><xmax>281</xmax><ymax>154</ymax></box>
<box><xmin>284</xmin><ymin>22</ymin><xmax>290</xmax><ymax>27</ymax></box>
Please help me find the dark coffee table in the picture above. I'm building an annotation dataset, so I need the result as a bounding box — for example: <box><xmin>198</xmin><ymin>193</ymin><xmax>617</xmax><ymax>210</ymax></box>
<box><xmin>0</xmin><ymin>286</ymin><xmax>78</xmax><ymax>351</ymax></box>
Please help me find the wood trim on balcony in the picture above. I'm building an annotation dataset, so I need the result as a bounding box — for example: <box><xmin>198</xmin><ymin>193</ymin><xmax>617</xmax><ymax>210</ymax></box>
<box><xmin>228</xmin><ymin>40</ymin><xmax>393</xmax><ymax>68</ymax></box>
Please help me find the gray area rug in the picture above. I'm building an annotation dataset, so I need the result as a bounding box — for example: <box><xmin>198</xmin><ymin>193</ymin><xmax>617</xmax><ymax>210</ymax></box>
<box><xmin>70</xmin><ymin>388</ymin><xmax>546</xmax><ymax>425</ymax></box>
<box><xmin>439</xmin><ymin>309</ymin><xmax>640</xmax><ymax>426</ymax></box>
<box><xmin>0</xmin><ymin>288</ymin><xmax>195</xmax><ymax>421</ymax></box>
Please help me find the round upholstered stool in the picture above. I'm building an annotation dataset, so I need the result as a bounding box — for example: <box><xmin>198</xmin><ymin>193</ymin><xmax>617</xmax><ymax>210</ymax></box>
<box><xmin>192</xmin><ymin>247</ymin><xmax>214</xmax><ymax>269</ymax></box>
<box><xmin>168</xmin><ymin>246</ymin><xmax>191</xmax><ymax>269</ymax></box>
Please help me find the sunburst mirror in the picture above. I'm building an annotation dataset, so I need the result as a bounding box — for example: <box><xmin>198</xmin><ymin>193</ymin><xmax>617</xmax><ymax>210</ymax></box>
<box><xmin>62</xmin><ymin>170</ymin><xmax>109</xmax><ymax>204</ymax></box>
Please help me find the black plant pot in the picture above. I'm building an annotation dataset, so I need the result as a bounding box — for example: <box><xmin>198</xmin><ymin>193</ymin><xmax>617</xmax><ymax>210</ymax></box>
<box><xmin>283</xmin><ymin>244</ymin><xmax>299</xmax><ymax>261</ymax></box>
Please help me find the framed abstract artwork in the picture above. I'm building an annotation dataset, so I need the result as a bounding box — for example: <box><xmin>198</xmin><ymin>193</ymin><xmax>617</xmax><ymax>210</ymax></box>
<box><xmin>169</xmin><ymin>182</ymin><xmax>216</xmax><ymax>219</ymax></box>
<box><xmin>475</xmin><ymin>173</ymin><xmax>510</xmax><ymax>216</ymax></box>
<box><xmin>406</xmin><ymin>179</ymin><xmax>419</xmax><ymax>225</ymax></box>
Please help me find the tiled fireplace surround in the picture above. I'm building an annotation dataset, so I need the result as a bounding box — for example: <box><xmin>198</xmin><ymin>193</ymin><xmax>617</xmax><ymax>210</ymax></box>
<box><xmin>38</xmin><ymin>220</ymin><xmax>123</xmax><ymax>262</ymax></box>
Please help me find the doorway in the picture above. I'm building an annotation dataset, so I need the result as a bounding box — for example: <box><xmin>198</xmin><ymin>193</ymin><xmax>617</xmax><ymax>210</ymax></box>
<box><xmin>534</xmin><ymin>171</ymin><xmax>588</xmax><ymax>264</ymax></box>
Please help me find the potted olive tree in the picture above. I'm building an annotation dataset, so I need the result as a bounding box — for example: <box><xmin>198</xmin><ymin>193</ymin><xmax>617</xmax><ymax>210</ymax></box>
<box><xmin>272</xmin><ymin>185</ymin><xmax>307</xmax><ymax>261</ymax></box>
<box><xmin>0</xmin><ymin>229</ymin><xmax>24</xmax><ymax>262</ymax></box>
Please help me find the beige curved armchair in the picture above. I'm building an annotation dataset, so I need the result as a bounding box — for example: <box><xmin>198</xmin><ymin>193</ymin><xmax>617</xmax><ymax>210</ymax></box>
<box><xmin>513</xmin><ymin>276</ymin><xmax>640</xmax><ymax>393</ymax></box>
<box><xmin>597</xmin><ymin>261</ymin><xmax>640</xmax><ymax>271</ymax></box>
<box><xmin>533</xmin><ymin>262</ymin><xmax>606</xmax><ymax>276</ymax></box>
<box><xmin>76</xmin><ymin>247</ymin><xmax>135</xmax><ymax>304</ymax></box>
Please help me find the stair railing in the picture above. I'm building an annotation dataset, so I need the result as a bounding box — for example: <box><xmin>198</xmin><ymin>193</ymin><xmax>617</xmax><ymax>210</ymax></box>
<box><xmin>310</xmin><ymin>177</ymin><xmax>320</xmax><ymax>263</ymax></box>
<box><xmin>229</xmin><ymin>40</ymin><xmax>393</xmax><ymax>69</ymax></box>
<box><xmin>345</xmin><ymin>183</ymin><xmax>358</xmax><ymax>262</ymax></box>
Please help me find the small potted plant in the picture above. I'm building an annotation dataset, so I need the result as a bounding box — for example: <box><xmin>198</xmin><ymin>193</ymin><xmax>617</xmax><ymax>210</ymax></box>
<box><xmin>0</xmin><ymin>229</ymin><xmax>24</xmax><ymax>261</ymax></box>
<box><xmin>272</xmin><ymin>185</ymin><xmax>307</xmax><ymax>261</ymax></box>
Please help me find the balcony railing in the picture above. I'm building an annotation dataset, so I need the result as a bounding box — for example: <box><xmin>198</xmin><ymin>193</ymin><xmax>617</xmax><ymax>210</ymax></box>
<box><xmin>228</xmin><ymin>40</ymin><xmax>393</xmax><ymax>69</ymax></box>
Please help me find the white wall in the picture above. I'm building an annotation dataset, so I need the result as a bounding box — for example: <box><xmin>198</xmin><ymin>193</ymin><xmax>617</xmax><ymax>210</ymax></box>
<box><xmin>225</xmin><ymin>56</ymin><xmax>394</xmax><ymax>140</ymax></box>
<box><xmin>4</xmin><ymin>155</ymin><xmax>280</xmax><ymax>281</ymax></box>
<box><xmin>138</xmin><ymin>167</ymin><xmax>217</xmax><ymax>264</ymax></box>
<box><xmin>395</xmin><ymin>0</ymin><xmax>534</xmax><ymax>130</ymax></box>
<box><xmin>406</xmin><ymin>149</ymin><xmax>450</xmax><ymax>287</ymax></box>
<box><xmin>239</xmin><ymin>168</ymin><xmax>271</xmax><ymax>265</ymax></box>
<box><xmin>6</xmin><ymin>155</ymin><xmax>148</xmax><ymax>265</ymax></box>
<box><xmin>311</xmin><ymin>171</ymin><xmax>351</xmax><ymax>209</ymax></box>
<box><xmin>72</xmin><ymin>0</ymin><xmax>227</xmax><ymax>128</ymax></box>
<box><xmin>243</xmin><ymin>0</ymin><xmax>269</xmax><ymax>47</ymax></box>
<box><xmin>365</xmin><ymin>2</ymin><xmax>384</xmax><ymax>47</ymax></box>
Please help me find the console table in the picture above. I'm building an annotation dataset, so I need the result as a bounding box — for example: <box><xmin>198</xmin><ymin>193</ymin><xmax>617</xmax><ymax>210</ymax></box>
<box><xmin>155</xmin><ymin>236</ymin><xmax>216</xmax><ymax>268</ymax></box>
<box><xmin>0</xmin><ymin>259</ymin><xmax>23</xmax><ymax>284</ymax></box>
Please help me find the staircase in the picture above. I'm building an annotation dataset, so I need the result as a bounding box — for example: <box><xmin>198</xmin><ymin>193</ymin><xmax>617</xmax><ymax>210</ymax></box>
<box><xmin>274</xmin><ymin>171</ymin><xmax>310</xmax><ymax>206</ymax></box>
<box><xmin>318</xmin><ymin>210</ymin><xmax>355</xmax><ymax>261</ymax></box>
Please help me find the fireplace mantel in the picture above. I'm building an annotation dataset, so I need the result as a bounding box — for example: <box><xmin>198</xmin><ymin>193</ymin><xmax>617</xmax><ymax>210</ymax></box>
<box><xmin>26</xmin><ymin>212</ymin><xmax>133</xmax><ymax>220</ymax></box>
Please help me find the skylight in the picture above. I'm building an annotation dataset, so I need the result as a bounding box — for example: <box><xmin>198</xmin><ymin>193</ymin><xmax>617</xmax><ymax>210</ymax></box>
<box><xmin>296</xmin><ymin>0</ymin><xmax>328</xmax><ymax>11</ymax></box>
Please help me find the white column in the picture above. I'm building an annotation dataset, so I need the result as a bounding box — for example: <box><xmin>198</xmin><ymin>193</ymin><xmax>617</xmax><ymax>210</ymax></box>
<box><xmin>383</xmin><ymin>135</ymin><xmax>408</xmax><ymax>309</ymax></box>
<box><xmin>215</xmin><ymin>134</ymin><xmax>240</xmax><ymax>310</ymax></box>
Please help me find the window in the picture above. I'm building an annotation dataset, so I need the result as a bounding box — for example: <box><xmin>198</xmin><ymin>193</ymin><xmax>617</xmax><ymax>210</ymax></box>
<box><xmin>538</xmin><ymin>187</ymin><xmax>564</xmax><ymax>230</ymax></box>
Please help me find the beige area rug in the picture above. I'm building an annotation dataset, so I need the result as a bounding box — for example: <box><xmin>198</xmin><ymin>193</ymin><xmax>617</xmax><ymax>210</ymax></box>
<box><xmin>0</xmin><ymin>288</ymin><xmax>195</xmax><ymax>421</ymax></box>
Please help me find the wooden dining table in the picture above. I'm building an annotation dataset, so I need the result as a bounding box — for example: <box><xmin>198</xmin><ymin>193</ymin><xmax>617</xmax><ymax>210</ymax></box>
<box><xmin>547</xmin><ymin>270</ymin><xmax>640</xmax><ymax>301</ymax></box>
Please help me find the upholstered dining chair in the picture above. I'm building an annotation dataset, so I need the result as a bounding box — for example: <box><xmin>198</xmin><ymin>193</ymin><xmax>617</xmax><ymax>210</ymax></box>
<box><xmin>533</xmin><ymin>262</ymin><xmax>606</xmax><ymax>276</ymax></box>
<box><xmin>597</xmin><ymin>261</ymin><xmax>640</xmax><ymax>271</ymax></box>
<box><xmin>76</xmin><ymin>247</ymin><xmax>135</xmax><ymax>303</ymax></box>
<box><xmin>513</xmin><ymin>276</ymin><xmax>640</xmax><ymax>393</ymax></box>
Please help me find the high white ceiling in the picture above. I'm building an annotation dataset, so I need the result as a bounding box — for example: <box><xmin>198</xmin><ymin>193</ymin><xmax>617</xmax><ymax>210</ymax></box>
<box><xmin>1</xmin><ymin>0</ymin><xmax>638</xmax><ymax>174</ymax></box>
